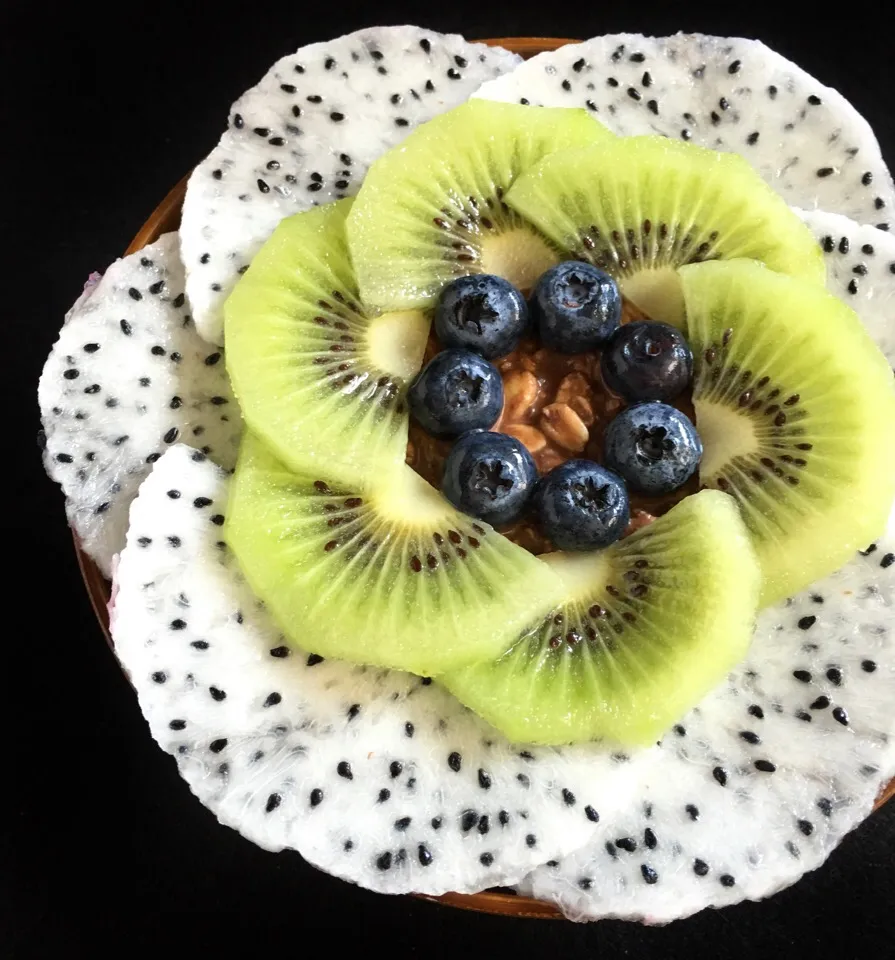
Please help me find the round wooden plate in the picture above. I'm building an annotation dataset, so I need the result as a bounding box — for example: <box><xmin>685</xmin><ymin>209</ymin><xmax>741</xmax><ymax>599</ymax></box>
<box><xmin>74</xmin><ymin>35</ymin><xmax>895</xmax><ymax>922</ymax></box>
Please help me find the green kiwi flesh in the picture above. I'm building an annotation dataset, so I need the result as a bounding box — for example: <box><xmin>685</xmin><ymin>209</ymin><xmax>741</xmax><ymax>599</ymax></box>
<box><xmin>224</xmin><ymin>200</ymin><xmax>429</xmax><ymax>489</ymax></box>
<box><xmin>676</xmin><ymin>258</ymin><xmax>895</xmax><ymax>606</ymax></box>
<box><xmin>441</xmin><ymin>490</ymin><xmax>759</xmax><ymax>746</ymax></box>
<box><xmin>226</xmin><ymin>433</ymin><xmax>566</xmax><ymax>675</ymax></box>
<box><xmin>347</xmin><ymin>100</ymin><xmax>613</xmax><ymax>310</ymax></box>
<box><xmin>505</xmin><ymin>136</ymin><xmax>826</xmax><ymax>322</ymax></box>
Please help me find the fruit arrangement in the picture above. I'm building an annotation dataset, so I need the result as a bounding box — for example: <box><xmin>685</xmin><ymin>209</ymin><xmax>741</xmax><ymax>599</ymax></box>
<box><xmin>39</xmin><ymin>27</ymin><xmax>895</xmax><ymax>924</ymax></box>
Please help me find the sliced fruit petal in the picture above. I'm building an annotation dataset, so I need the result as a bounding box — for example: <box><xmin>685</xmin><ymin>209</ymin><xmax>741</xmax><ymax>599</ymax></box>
<box><xmin>475</xmin><ymin>33</ymin><xmax>894</xmax><ymax>229</ymax></box>
<box><xmin>226</xmin><ymin>433</ymin><xmax>566</xmax><ymax>675</ymax></box>
<box><xmin>224</xmin><ymin>201</ymin><xmax>429</xmax><ymax>489</ymax></box>
<box><xmin>505</xmin><ymin>136</ymin><xmax>825</xmax><ymax>320</ymax></box>
<box><xmin>347</xmin><ymin>99</ymin><xmax>612</xmax><ymax>311</ymax></box>
<box><xmin>676</xmin><ymin>258</ymin><xmax>895</xmax><ymax>605</ymax></box>
<box><xmin>38</xmin><ymin>233</ymin><xmax>242</xmax><ymax>576</ymax></box>
<box><xmin>443</xmin><ymin>490</ymin><xmax>760</xmax><ymax>746</ymax></box>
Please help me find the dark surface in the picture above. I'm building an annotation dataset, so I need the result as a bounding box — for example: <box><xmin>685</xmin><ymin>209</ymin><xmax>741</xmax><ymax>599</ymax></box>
<box><xmin>5</xmin><ymin>1</ymin><xmax>895</xmax><ymax>956</ymax></box>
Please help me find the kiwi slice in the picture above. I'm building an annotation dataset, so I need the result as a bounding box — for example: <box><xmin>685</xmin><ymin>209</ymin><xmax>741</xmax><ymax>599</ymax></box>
<box><xmin>673</xmin><ymin>258</ymin><xmax>895</xmax><ymax>606</ymax></box>
<box><xmin>442</xmin><ymin>490</ymin><xmax>759</xmax><ymax>747</ymax></box>
<box><xmin>224</xmin><ymin>200</ymin><xmax>430</xmax><ymax>489</ymax></box>
<box><xmin>226</xmin><ymin>433</ymin><xmax>566</xmax><ymax>675</ymax></box>
<box><xmin>505</xmin><ymin>136</ymin><xmax>825</xmax><ymax>321</ymax></box>
<box><xmin>347</xmin><ymin>100</ymin><xmax>612</xmax><ymax>310</ymax></box>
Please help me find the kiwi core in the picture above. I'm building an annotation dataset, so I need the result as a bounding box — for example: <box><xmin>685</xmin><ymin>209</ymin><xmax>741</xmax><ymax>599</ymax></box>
<box><xmin>620</xmin><ymin>267</ymin><xmax>686</xmax><ymax>327</ymax></box>
<box><xmin>478</xmin><ymin>227</ymin><xmax>558</xmax><ymax>295</ymax></box>
<box><xmin>365</xmin><ymin>310</ymin><xmax>430</xmax><ymax>380</ymax></box>
<box><xmin>695</xmin><ymin>399</ymin><xmax>759</xmax><ymax>479</ymax></box>
<box><xmin>374</xmin><ymin>465</ymin><xmax>456</xmax><ymax>526</ymax></box>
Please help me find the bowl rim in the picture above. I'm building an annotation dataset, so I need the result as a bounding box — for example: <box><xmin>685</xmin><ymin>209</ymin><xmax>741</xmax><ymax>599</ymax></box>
<box><xmin>73</xmin><ymin>33</ymin><xmax>895</xmax><ymax>923</ymax></box>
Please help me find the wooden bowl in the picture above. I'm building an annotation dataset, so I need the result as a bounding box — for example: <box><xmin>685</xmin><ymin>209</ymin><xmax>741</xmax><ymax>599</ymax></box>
<box><xmin>74</xmin><ymin>35</ymin><xmax>895</xmax><ymax>922</ymax></box>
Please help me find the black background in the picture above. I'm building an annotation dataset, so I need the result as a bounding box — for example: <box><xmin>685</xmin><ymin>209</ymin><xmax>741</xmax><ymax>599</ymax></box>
<box><xmin>5</xmin><ymin>1</ymin><xmax>895</xmax><ymax>955</ymax></box>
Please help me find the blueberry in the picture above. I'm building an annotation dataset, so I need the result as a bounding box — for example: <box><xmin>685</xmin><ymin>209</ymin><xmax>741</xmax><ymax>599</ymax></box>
<box><xmin>442</xmin><ymin>431</ymin><xmax>537</xmax><ymax>526</ymax></box>
<box><xmin>534</xmin><ymin>460</ymin><xmax>629</xmax><ymax>551</ymax></box>
<box><xmin>407</xmin><ymin>349</ymin><xmax>503</xmax><ymax>439</ymax></box>
<box><xmin>434</xmin><ymin>275</ymin><xmax>528</xmax><ymax>360</ymax></box>
<box><xmin>531</xmin><ymin>261</ymin><xmax>621</xmax><ymax>353</ymax></box>
<box><xmin>601</xmin><ymin>321</ymin><xmax>693</xmax><ymax>402</ymax></box>
<box><xmin>604</xmin><ymin>402</ymin><xmax>702</xmax><ymax>496</ymax></box>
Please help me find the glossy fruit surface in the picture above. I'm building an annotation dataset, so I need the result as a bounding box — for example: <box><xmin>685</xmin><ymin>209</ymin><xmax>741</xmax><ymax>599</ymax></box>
<box><xmin>407</xmin><ymin>349</ymin><xmax>504</xmax><ymax>439</ymax></box>
<box><xmin>442</xmin><ymin>430</ymin><xmax>538</xmax><ymax>526</ymax></box>
<box><xmin>435</xmin><ymin>274</ymin><xmax>528</xmax><ymax>360</ymax></box>
<box><xmin>601</xmin><ymin>321</ymin><xmax>693</xmax><ymax>402</ymax></box>
<box><xmin>604</xmin><ymin>402</ymin><xmax>702</xmax><ymax>496</ymax></box>
<box><xmin>530</xmin><ymin>260</ymin><xmax>622</xmax><ymax>353</ymax></box>
<box><xmin>534</xmin><ymin>459</ymin><xmax>630</xmax><ymax>550</ymax></box>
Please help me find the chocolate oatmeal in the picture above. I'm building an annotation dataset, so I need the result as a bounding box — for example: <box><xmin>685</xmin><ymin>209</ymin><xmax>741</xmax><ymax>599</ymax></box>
<box><xmin>407</xmin><ymin>304</ymin><xmax>698</xmax><ymax>553</ymax></box>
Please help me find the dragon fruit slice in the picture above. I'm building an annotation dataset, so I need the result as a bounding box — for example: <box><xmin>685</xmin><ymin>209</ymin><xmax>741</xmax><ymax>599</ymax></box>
<box><xmin>180</xmin><ymin>26</ymin><xmax>521</xmax><ymax>345</ymax></box>
<box><xmin>38</xmin><ymin>234</ymin><xmax>242</xmax><ymax>576</ymax></box>
<box><xmin>796</xmin><ymin>207</ymin><xmax>895</xmax><ymax>362</ymax></box>
<box><xmin>111</xmin><ymin>444</ymin><xmax>645</xmax><ymax>895</ymax></box>
<box><xmin>518</xmin><ymin>209</ymin><xmax>895</xmax><ymax>922</ymax></box>
<box><xmin>475</xmin><ymin>33</ymin><xmax>894</xmax><ymax>229</ymax></box>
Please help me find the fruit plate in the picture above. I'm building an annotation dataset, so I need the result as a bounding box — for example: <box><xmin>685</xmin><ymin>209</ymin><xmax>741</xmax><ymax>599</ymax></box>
<box><xmin>73</xmin><ymin>35</ymin><xmax>895</xmax><ymax>922</ymax></box>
